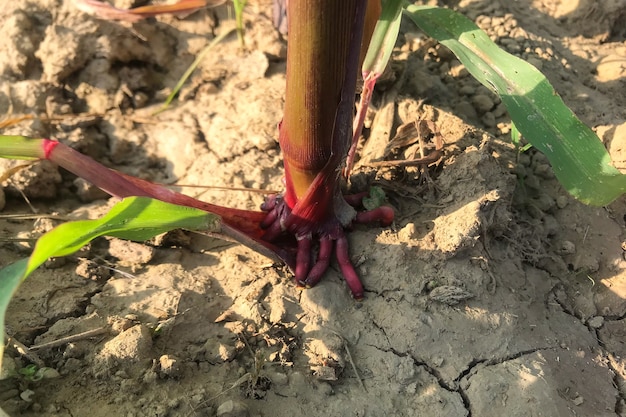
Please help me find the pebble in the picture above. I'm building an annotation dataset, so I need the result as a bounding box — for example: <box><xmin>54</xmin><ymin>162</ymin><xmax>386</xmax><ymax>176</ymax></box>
<box><xmin>542</xmin><ymin>215</ymin><xmax>560</xmax><ymax>237</ymax></box>
<box><xmin>398</xmin><ymin>223</ymin><xmax>417</xmax><ymax>241</ymax></box>
<box><xmin>454</xmin><ymin>101</ymin><xmax>478</xmax><ymax>121</ymax></box>
<box><xmin>498</xmin><ymin>122</ymin><xmax>511</xmax><ymax>135</ymax></box>
<box><xmin>587</xmin><ymin>316</ymin><xmax>604</xmax><ymax>329</ymax></box>
<box><xmin>108</xmin><ymin>238</ymin><xmax>155</xmax><ymax>265</ymax></box>
<box><xmin>492</xmin><ymin>102</ymin><xmax>507</xmax><ymax>118</ymax></box>
<box><xmin>449</xmin><ymin>61</ymin><xmax>468</xmax><ymax>78</ymax></box>
<box><xmin>524</xmin><ymin>174</ymin><xmax>542</xmax><ymax>190</ymax></box>
<box><xmin>204</xmin><ymin>339</ymin><xmax>236</xmax><ymax>363</ymax></box>
<box><xmin>532</xmin><ymin>193</ymin><xmax>555</xmax><ymax>212</ymax></box>
<box><xmin>98</xmin><ymin>324</ymin><xmax>153</xmax><ymax>363</ymax></box>
<box><xmin>596</xmin><ymin>54</ymin><xmax>626</xmax><ymax>82</ymax></box>
<box><xmin>458</xmin><ymin>84</ymin><xmax>476</xmax><ymax>95</ymax></box>
<box><xmin>526</xmin><ymin>204</ymin><xmax>544</xmax><ymax>219</ymax></box>
<box><xmin>481</xmin><ymin>112</ymin><xmax>496</xmax><ymax>128</ymax></box>
<box><xmin>216</xmin><ymin>400</ymin><xmax>249</xmax><ymax>417</ymax></box>
<box><xmin>555</xmin><ymin>195</ymin><xmax>569</xmax><ymax>209</ymax></box>
<box><xmin>472</xmin><ymin>94</ymin><xmax>495</xmax><ymax>114</ymax></box>
<box><xmin>532</xmin><ymin>151</ymin><xmax>549</xmax><ymax>165</ymax></box>
<box><xmin>534</xmin><ymin>163</ymin><xmax>555</xmax><ymax>179</ymax></box>
<box><xmin>501</xmin><ymin>38</ymin><xmax>521</xmax><ymax>53</ymax></box>
<box><xmin>315</xmin><ymin>381</ymin><xmax>334</xmax><ymax>396</ymax></box>
<box><xmin>267</xmin><ymin>371</ymin><xmax>288</xmax><ymax>386</ymax></box>
<box><xmin>159</xmin><ymin>354</ymin><xmax>182</xmax><ymax>379</ymax></box>
<box><xmin>558</xmin><ymin>240</ymin><xmax>576</xmax><ymax>255</ymax></box>
<box><xmin>73</xmin><ymin>177</ymin><xmax>109</xmax><ymax>202</ymax></box>
<box><xmin>439</xmin><ymin>62</ymin><xmax>450</xmax><ymax>75</ymax></box>
<box><xmin>0</xmin><ymin>388</ymin><xmax>18</xmax><ymax>402</ymax></box>
<box><xmin>0</xmin><ymin>356</ymin><xmax>17</xmax><ymax>380</ymax></box>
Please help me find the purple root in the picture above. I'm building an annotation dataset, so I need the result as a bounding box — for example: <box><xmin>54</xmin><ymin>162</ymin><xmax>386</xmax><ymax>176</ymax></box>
<box><xmin>260</xmin><ymin>192</ymin><xmax>393</xmax><ymax>299</ymax></box>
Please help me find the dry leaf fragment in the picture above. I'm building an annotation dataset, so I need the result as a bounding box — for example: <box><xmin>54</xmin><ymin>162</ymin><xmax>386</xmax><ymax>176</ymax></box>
<box><xmin>72</xmin><ymin>0</ymin><xmax>225</xmax><ymax>22</ymax></box>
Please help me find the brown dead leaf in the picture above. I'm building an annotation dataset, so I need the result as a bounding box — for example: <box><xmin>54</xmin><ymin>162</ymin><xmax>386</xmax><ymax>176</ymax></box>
<box><xmin>72</xmin><ymin>0</ymin><xmax>226</xmax><ymax>23</ymax></box>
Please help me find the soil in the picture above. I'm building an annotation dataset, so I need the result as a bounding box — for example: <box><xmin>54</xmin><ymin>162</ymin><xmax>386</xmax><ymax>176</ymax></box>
<box><xmin>1</xmin><ymin>0</ymin><xmax>626</xmax><ymax>416</ymax></box>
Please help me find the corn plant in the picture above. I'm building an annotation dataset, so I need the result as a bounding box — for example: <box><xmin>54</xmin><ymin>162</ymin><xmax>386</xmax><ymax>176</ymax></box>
<box><xmin>2</xmin><ymin>0</ymin><xmax>626</xmax><ymax>374</ymax></box>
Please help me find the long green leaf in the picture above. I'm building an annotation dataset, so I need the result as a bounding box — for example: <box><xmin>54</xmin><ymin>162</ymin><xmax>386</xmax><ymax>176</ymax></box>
<box><xmin>405</xmin><ymin>5</ymin><xmax>626</xmax><ymax>206</ymax></box>
<box><xmin>362</xmin><ymin>0</ymin><xmax>403</xmax><ymax>76</ymax></box>
<box><xmin>1</xmin><ymin>197</ymin><xmax>220</xmax><ymax>368</ymax></box>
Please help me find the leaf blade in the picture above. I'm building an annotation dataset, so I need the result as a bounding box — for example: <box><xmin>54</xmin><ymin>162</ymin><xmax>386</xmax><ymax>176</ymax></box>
<box><xmin>1</xmin><ymin>197</ymin><xmax>219</xmax><ymax>371</ymax></box>
<box><xmin>405</xmin><ymin>5</ymin><xmax>626</xmax><ymax>205</ymax></box>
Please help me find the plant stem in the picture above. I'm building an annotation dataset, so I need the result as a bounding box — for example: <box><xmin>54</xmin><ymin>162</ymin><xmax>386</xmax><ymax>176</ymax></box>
<box><xmin>280</xmin><ymin>0</ymin><xmax>367</xmax><ymax>219</ymax></box>
<box><xmin>261</xmin><ymin>0</ymin><xmax>394</xmax><ymax>298</ymax></box>
<box><xmin>233</xmin><ymin>0</ymin><xmax>247</xmax><ymax>48</ymax></box>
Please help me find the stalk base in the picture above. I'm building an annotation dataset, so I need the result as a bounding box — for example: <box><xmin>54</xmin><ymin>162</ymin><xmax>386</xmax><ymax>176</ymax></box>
<box><xmin>260</xmin><ymin>192</ymin><xmax>393</xmax><ymax>299</ymax></box>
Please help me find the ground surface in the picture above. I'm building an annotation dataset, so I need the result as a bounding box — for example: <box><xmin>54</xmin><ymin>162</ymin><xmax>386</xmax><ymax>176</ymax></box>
<box><xmin>1</xmin><ymin>0</ymin><xmax>626</xmax><ymax>416</ymax></box>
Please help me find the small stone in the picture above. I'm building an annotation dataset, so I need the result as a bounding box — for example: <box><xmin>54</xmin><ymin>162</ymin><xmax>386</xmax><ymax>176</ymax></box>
<box><xmin>74</xmin><ymin>177</ymin><xmax>109</xmax><ymax>202</ymax></box>
<box><xmin>471</xmin><ymin>94</ymin><xmax>495</xmax><ymax>114</ymax></box>
<box><xmin>527</xmin><ymin>56</ymin><xmax>543</xmax><ymax>70</ymax></box>
<box><xmin>526</xmin><ymin>204</ymin><xmax>544</xmax><ymax>220</ymax></box>
<box><xmin>268</xmin><ymin>371</ymin><xmax>288</xmax><ymax>386</ymax></box>
<box><xmin>449</xmin><ymin>61</ymin><xmax>468</xmax><ymax>77</ymax></box>
<box><xmin>572</xmin><ymin>395</ymin><xmax>584</xmax><ymax>406</ymax></box>
<box><xmin>481</xmin><ymin>111</ymin><xmax>496</xmax><ymax>128</ymax></box>
<box><xmin>492</xmin><ymin>102</ymin><xmax>507</xmax><ymax>118</ymax></box>
<box><xmin>316</xmin><ymin>381</ymin><xmax>334</xmax><ymax>396</ymax></box>
<box><xmin>534</xmin><ymin>163</ymin><xmax>555</xmax><ymax>179</ymax></box>
<box><xmin>439</xmin><ymin>62</ymin><xmax>450</xmax><ymax>75</ymax></box>
<box><xmin>398</xmin><ymin>223</ymin><xmax>417</xmax><ymax>241</ymax></box>
<box><xmin>0</xmin><ymin>388</ymin><xmax>18</xmax><ymax>402</ymax></box>
<box><xmin>132</xmin><ymin>91</ymin><xmax>149</xmax><ymax>108</ymax></box>
<box><xmin>524</xmin><ymin>174</ymin><xmax>542</xmax><ymax>190</ymax></box>
<box><xmin>216</xmin><ymin>399</ymin><xmax>249</xmax><ymax>417</ymax></box>
<box><xmin>204</xmin><ymin>339</ymin><xmax>236</xmax><ymax>363</ymax></box>
<box><xmin>1</xmin><ymin>355</ymin><xmax>16</xmax><ymax>380</ymax></box>
<box><xmin>555</xmin><ymin>195</ymin><xmax>569</xmax><ymax>209</ymax></box>
<box><xmin>498</xmin><ymin>122</ymin><xmax>511</xmax><ymax>135</ymax></box>
<box><xmin>97</xmin><ymin>324</ymin><xmax>153</xmax><ymax>364</ymax></box>
<box><xmin>532</xmin><ymin>193</ymin><xmax>555</xmax><ymax>212</ymax></box>
<box><xmin>159</xmin><ymin>354</ymin><xmax>182</xmax><ymax>379</ymax></box>
<box><xmin>558</xmin><ymin>240</ymin><xmax>576</xmax><ymax>255</ymax></box>
<box><xmin>542</xmin><ymin>215</ymin><xmax>559</xmax><ymax>237</ymax></box>
<box><xmin>587</xmin><ymin>316</ymin><xmax>604</xmax><ymax>329</ymax></box>
<box><xmin>596</xmin><ymin>54</ymin><xmax>626</xmax><ymax>82</ymax></box>
<box><xmin>143</xmin><ymin>369</ymin><xmax>158</xmax><ymax>384</ymax></box>
<box><xmin>44</xmin><ymin>257</ymin><xmax>67</xmax><ymax>269</ymax></box>
<box><xmin>454</xmin><ymin>100</ymin><xmax>478</xmax><ymax>121</ymax></box>
<box><xmin>458</xmin><ymin>84</ymin><xmax>475</xmax><ymax>95</ymax></box>
<box><xmin>75</xmin><ymin>260</ymin><xmax>112</xmax><ymax>281</ymax></box>
<box><xmin>108</xmin><ymin>238</ymin><xmax>155</xmax><ymax>266</ymax></box>
<box><xmin>311</xmin><ymin>366</ymin><xmax>337</xmax><ymax>381</ymax></box>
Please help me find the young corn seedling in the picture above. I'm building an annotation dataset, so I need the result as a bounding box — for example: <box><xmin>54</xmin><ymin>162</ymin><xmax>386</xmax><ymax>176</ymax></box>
<box><xmin>2</xmin><ymin>0</ymin><xmax>626</xmax><ymax>373</ymax></box>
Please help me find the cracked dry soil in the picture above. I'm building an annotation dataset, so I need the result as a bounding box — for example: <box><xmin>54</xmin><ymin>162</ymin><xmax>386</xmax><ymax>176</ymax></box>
<box><xmin>1</xmin><ymin>0</ymin><xmax>626</xmax><ymax>416</ymax></box>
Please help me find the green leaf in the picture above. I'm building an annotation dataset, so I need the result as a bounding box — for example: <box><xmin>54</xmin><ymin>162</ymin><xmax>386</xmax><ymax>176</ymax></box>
<box><xmin>362</xmin><ymin>186</ymin><xmax>387</xmax><ymax>210</ymax></box>
<box><xmin>0</xmin><ymin>259</ymin><xmax>28</xmax><ymax>369</ymax></box>
<box><xmin>404</xmin><ymin>5</ymin><xmax>626</xmax><ymax>206</ymax></box>
<box><xmin>362</xmin><ymin>0</ymin><xmax>404</xmax><ymax>76</ymax></box>
<box><xmin>25</xmin><ymin>197</ymin><xmax>220</xmax><ymax>276</ymax></box>
<box><xmin>0</xmin><ymin>135</ymin><xmax>46</xmax><ymax>160</ymax></box>
<box><xmin>1</xmin><ymin>197</ymin><xmax>220</xmax><ymax>369</ymax></box>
